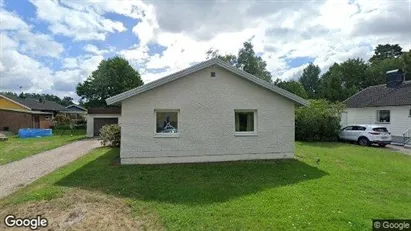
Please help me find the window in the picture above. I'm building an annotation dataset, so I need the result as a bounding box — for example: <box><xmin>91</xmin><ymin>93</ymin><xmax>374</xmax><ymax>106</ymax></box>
<box><xmin>235</xmin><ymin>110</ymin><xmax>256</xmax><ymax>135</ymax></box>
<box><xmin>352</xmin><ymin>126</ymin><xmax>366</xmax><ymax>131</ymax></box>
<box><xmin>155</xmin><ymin>110</ymin><xmax>179</xmax><ymax>136</ymax></box>
<box><xmin>377</xmin><ymin>110</ymin><xmax>390</xmax><ymax>123</ymax></box>
<box><xmin>373</xmin><ymin>127</ymin><xmax>389</xmax><ymax>133</ymax></box>
<box><xmin>342</xmin><ymin>126</ymin><xmax>353</xmax><ymax>131</ymax></box>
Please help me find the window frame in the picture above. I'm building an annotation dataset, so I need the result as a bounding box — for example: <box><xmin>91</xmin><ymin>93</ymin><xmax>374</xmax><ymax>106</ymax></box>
<box><xmin>154</xmin><ymin>109</ymin><xmax>180</xmax><ymax>138</ymax></box>
<box><xmin>376</xmin><ymin>110</ymin><xmax>391</xmax><ymax>124</ymax></box>
<box><xmin>234</xmin><ymin>109</ymin><xmax>257</xmax><ymax>136</ymax></box>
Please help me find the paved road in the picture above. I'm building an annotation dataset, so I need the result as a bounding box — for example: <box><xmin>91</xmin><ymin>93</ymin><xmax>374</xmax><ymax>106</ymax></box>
<box><xmin>0</xmin><ymin>139</ymin><xmax>101</xmax><ymax>199</ymax></box>
<box><xmin>387</xmin><ymin>145</ymin><xmax>411</xmax><ymax>156</ymax></box>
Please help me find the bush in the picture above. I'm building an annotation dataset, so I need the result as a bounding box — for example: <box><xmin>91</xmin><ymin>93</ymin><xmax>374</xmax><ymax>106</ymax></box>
<box><xmin>53</xmin><ymin>114</ymin><xmax>71</xmax><ymax>126</ymax></box>
<box><xmin>295</xmin><ymin>99</ymin><xmax>345</xmax><ymax>141</ymax></box>
<box><xmin>99</xmin><ymin>124</ymin><xmax>121</xmax><ymax>147</ymax></box>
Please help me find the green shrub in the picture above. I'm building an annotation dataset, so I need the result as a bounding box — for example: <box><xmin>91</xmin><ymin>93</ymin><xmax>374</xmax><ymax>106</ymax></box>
<box><xmin>295</xmin><ymin>99</ymin><xmax>345</xmax><ymax>141</ymax></box>
<box><xmin>53</xmin><ymin>114</ymin><xmax>71</xmax><ymax>126</ymax></box>
<box><xmin>99</xmin><ymin>124</ymin><xmax>121</xmax><ymax>147</ymax></box>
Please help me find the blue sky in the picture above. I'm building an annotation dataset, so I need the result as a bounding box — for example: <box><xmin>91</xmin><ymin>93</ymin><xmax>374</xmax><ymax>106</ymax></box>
<box><xmin>0</xmin><ymin>0</ymin><xmax>410</xmax><ymax>100</ymax></box>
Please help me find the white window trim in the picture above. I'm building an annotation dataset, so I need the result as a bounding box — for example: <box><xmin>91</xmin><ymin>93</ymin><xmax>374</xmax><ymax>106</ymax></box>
<box><xmin>154</xmin><ymin>109</ymin><xmax>180</xmax><ymax>138</ymax></box>
<box><xmin>234</xmin><ymin>109</ymin><xmax>258</xmax><ymax>136</ymax></box>
<box><xmin>376</xmin><ymin>109</ymin><xmax>391</xmax><ymax>124</ymax></box>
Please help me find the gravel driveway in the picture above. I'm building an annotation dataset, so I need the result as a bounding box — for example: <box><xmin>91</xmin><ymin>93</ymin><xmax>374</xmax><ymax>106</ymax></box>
<box><xmin>0</xmin><ymin>139</ymin><xmax>101</xmax><ymax>199</ymax></box>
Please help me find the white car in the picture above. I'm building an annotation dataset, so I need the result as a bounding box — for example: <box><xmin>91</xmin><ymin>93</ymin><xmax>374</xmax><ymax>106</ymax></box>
<box><xmin>338</xmin><ymin>124</ymin><xmax>392</xmax><ymax>147</ymax></box>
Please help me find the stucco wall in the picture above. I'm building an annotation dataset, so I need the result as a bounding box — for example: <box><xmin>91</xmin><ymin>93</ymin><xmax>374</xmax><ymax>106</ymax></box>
<box><xmin>120</xmin><ymin>66</ymin><xmax>296</xmax><ymax>164</ymax></box>
<box><xmin>344</xmin><ymin>106</ymin><xmax>411</xmax><ymax>136</ymax></box>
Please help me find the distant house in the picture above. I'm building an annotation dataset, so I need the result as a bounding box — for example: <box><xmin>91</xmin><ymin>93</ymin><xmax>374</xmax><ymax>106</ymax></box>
<box><xmin>0</xmin><ymin>95</ymin><xmax>69</xmax><ymax>132</ymax></box>
<box><xmin>64</xmin><ymin>104</ymin><xmax>87</xmax><ymax>121</ymax></box>
<box><xmin>105</xmin><ymin>58</ymin><xmax>308</xmax><ymax>164</ymax></box>
<box><xmin>342</xmin><ymin>70</ymin><xmax>411</xmax><ymax>144</ymax></box>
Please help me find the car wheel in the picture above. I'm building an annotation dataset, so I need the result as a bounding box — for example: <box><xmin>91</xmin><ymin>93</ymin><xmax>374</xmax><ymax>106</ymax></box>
<box><xmin>358</xmin><ymin>137</ymin><xmax>370</xmax><ymax>146</ymax></box>
<box><xmin>378</xmin><ymin>144</ymin><xmax>387</xmax><ymax>147</ymax></box>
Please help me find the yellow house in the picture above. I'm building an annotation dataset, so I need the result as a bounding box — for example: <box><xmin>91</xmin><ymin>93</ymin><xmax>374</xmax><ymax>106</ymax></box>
<box><xmin>0</xmin><ymin>95</ymin><xmax>68</xmax><ymax>132</ymax></box>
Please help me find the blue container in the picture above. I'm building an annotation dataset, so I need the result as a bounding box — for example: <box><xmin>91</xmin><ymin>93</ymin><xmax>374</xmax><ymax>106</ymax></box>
<box><xmin>18</xmin><ymin>128</ymin><xmax>53</xmax><ymax>138</ymax></box>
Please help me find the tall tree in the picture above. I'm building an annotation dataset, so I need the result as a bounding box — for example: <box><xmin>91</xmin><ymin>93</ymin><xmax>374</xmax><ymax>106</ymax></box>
<box><xmin>236</xmin><ymin>41</ymin><xmax>272</xmax><ymax>82</ymax></box>
<box><xmin>339</xmin><ymin>58</ymin><xmax>368</xmax><ymax>89</ymax></box>
<box><xmin>274</xmin><ymin>79</ymin><xmax>308</xmax><ymax>99</ymax></box>
<box><xmin>299</xmin><ymin>63</ymin><xmax>320</xmax><ymax>98</ymax></box>
<box><xmin>318</xmin><ymin>63</ymin><xmax>357</xmax><ymax>102</ymax></box>
<box><xmin>76</xmin><ymin>56</ymin><xmax>144</xmax><ymax>108</ymax></box>
<box><xmin>206</xmin><ymin>41</ymin><xmax>272</xmax><ymax>82</ymax></box>
<box><xmin>369</xmin><ymin>44</ymin><xmax>403</xmax><ymax>63</ymax></box>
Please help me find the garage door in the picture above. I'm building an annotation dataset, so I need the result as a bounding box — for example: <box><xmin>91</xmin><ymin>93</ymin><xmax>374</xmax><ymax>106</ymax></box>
<box><xmin>94</xmin><ymin>118</ymin><xmax>118</xmax><ymax>136</ymax></box>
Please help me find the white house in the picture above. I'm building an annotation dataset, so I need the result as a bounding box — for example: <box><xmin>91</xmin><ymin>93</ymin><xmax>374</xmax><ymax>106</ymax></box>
<box><xmin>106</xmin><ymin>58</ymin><xmax>308</xmax><ymax>164</ymax></box>
<box><xmin>342</xmin><ymin>70</ymin><xmax>411</xmax><ymax>144</ymax></box>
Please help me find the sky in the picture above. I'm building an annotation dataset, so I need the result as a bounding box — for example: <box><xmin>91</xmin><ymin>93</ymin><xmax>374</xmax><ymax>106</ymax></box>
<box><xmin>0</xmin><ymin>0</ymin><xmax>410</xmax><ymax>101</ymax></box>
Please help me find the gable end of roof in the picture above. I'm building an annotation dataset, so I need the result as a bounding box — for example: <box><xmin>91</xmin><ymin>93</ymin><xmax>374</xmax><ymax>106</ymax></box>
<box><xmin>106</xmin><ymin>58</ymin><xmax>309</xmax><ymax>106</ymax></box>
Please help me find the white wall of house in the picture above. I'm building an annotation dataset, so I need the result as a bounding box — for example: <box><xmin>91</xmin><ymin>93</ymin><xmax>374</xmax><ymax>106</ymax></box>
<box><xmin>86</xmin><ymin>114</ymin><xmax>121</xmax><ymax>137</ymax></box>
<box><xmin>343</xmin><ymin>106</ymin><xmax>411</xmax><ymax>136</ymax></box>
<box><xmin>120</xmin><ymin>66</ymin><xmax>296</xmax><ymax>164</ymax></box>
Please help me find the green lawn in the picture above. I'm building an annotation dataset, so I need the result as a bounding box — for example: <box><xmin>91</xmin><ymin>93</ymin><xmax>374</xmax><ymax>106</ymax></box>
<box><xmin>0</xmin><ymin>131</ymin><xmax>85</xmax><ymax>165</ymax></box>
<box><xmin>1</xmin><ymin>143</ymin><xmax>410</xmax><ymax>230</ymax></box>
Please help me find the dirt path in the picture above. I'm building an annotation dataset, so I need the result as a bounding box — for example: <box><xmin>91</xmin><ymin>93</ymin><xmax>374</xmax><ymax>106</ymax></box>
<box><xmin>0</xmin><ymin>139</ymin><xmax>101</xmax><ymax>199</ymax></box>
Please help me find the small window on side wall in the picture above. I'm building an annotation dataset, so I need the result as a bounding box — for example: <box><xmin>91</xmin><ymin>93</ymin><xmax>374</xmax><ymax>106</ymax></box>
<box><xmin>377</xmin><ymin>110</ymin><xmax>390</xmax><ymax>123</ymax></box>
<box><xmin>155</xmin><ymin>110</ymin><xmax>179</xmax><ymax>136</ymax></box>
<box><xmin>235</xmin><ymin>110</ymin><xmax>257</xmax><ymax>135</ymax></box>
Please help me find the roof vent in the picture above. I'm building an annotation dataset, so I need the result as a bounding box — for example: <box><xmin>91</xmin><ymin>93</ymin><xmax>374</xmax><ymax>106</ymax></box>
<box><xmin>386</xmin><ymin>69</ymin><xmax>404</xmax><ymax>88</ymax></box>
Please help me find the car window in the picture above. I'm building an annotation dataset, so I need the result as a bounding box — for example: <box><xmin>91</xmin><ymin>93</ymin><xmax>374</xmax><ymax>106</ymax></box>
<box><xmin>343</xmin><ymin>126</ymin><xmax>353</xmax><ymax>131</ymax></box>
<box><xmin>373</xmin><ymin>127</ymin><xmax>389</xmax><ymax>132</ymax></box>
<box><xmin>353</xmin><ymin>126</ymin><xmax>366</xmax><ymax>131</ymax></box>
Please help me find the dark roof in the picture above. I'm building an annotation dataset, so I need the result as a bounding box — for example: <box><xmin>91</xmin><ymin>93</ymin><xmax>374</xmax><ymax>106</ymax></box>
<box><xmin>344</xmin><ymin>80</ymin><xmax>411</xmax><ymax>108</ymax></box>
<box><xmin>88</xmin><ymin>107</ymin><xmax>121</xmax><ymax>114</ymax></box>
<box><xmin>66</xmin><ymin>105</ymin><xmax>87</xmax><ymax>112</ymax></box>
<box><xmin>3</xmin><ymin>95</ymin><xmax>68</xmax><ymax>111</ymax></box>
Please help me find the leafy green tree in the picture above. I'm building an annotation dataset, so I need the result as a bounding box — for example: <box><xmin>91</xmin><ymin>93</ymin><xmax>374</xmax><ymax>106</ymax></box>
<box><xmin>295</xmin><ymin>99</ymin><xmax>345</xmax><ymax>141</ymax></box>
<box><xmin>299</xmin><ymin>63</ymin><xmax>320</xmax><ymax>98</ymax></box>
<box><xmin>76</xmin><ymin>56</ymin><xmax>144</xmax><ymax>108</ymax></box>
<box><xmin>60</xmin><ymin>96</ymin><xmax>74</xmax><ymax>106</ymax></box>
<box><xmin>369</xmin><ymin>44</ymin><xmax>403</xmax><ymax>63</ymax></box>
<box><xmin>401</xmin><ymin>50</ymin><xmax>411</xmax><ymax>80</ymax></box>
<box><xmin>236</xmin><ymin>41</ymin><xmax>272</xmax><ymax>82</ymax></box>
<box><xmin>318</xmin><ymin>63</ymin><xmax>357</xmax><ymax>102</ymax></box>
<box><xmin>206</xmin><ymin>41</ymin><xmax>272</xmax><ymax>82</ymax></box>
<box><xmin>366</xmin><ymin>58</ymin><xmax>402</xmax><ymax>86</ymax></box>
<box><xmin>274</xmin><ymin>79</ymin><xmax>308</xmax><ymax>99</ymax></box>
<box><xmin>339</xmin><ymin>58</ymin><xmax>368</xmax><ymax>89</ymax></box>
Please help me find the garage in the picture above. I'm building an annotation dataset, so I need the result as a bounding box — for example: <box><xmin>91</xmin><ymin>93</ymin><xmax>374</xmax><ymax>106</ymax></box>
<box><xmin>93</xmin><ymin>118</ymin><xmax>118</xmax><ymax>136</ymax></box>
<box><xmin>86</xmin><ymin>108</ymin><xmax>121</xmax><ymax>137</ymax></box>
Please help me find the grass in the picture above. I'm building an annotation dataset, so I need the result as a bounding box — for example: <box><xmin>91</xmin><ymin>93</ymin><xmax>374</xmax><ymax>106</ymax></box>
<box><xmin>0</xmin><ymin>130</ymin><xmax>85</xmax><ymax>165</ymax></box>
<box><xmin>1</xmin><ymin>142</ymin><xmax>411</xmax><ymax>230</ymax></box>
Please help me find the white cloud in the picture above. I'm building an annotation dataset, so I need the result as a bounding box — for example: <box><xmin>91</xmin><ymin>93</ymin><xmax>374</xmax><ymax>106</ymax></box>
<box><xmin>0</xmin><ymin>9</ymin><xmax>29</xmax><ymax>30</ymax></box>
<box><xmin>0</xmin><ymin>8</ymin><xmax>64</xmax><ymax>58</ymax></box>
<box><xmin>30</xmin><ymin>0</ymin><xmax>126</xmax><ymax>41</ymax></box>
<box><xmin>83</xmin><ymin>44</ymin><xmax>108</xmax><ymax>55</ymax></box>
<box><xmin>62</xmin><ymin>58</ymin><xmax>78</xmax><ymax>69</ymax></box>
<box><xmin>1</xmin><ymin>0</ymin><xmax>411</xmax><ymax>99</ymax></box>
